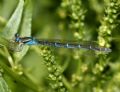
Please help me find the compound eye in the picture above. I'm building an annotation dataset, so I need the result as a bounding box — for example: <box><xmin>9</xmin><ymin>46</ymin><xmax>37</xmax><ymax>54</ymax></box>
<box><xmin>15</xmin><ymin>33</ymin><xmax>19</xmax><ymax>38</ymax></box>
<box><xmin>15</xmin><ymin>33</ymin><xmax>20</xmax><ymax>42</ymax></box>
<box><xmin>15</xmin><ymin>37</ymin><xmax>20</xmax><ymax>42</ymax></box>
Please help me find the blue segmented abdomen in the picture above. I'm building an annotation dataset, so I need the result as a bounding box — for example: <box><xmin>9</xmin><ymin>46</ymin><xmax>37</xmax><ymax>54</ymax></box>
<box><xmin>37</xmin><ymin>40</ymin><xmax>111</xmax><ymax>53</ymax></box>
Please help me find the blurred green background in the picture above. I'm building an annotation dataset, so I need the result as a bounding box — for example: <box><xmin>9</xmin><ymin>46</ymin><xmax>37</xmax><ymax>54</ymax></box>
<box><xmin>0</xmin><ymin>0</ymin><xmax>120</xmax><ymax>92</ymax></box>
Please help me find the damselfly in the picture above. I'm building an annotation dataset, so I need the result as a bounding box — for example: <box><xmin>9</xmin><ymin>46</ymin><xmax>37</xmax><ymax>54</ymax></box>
<box><xmin>10</xmin><ymin>33</ymin><xmax>112</xmax><ymax>53</ymax></box>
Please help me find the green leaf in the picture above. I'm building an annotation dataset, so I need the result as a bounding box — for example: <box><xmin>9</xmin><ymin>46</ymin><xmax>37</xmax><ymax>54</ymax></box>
<box><xmin>13</xmin><ymin>0</ymin><xmax>32</xmax><ymax>62</ymax></box>
<box><xmin>20</xmin><ymin>0</ymin><xmax>32</xmax><ymax>36</ymax></box>
<box><xmin>0</xmin><ymin>59</ymin><xmax>40</xmax><ymax>92</ymax></box>
<box><xmin>1</xmin><ymin>0</ymin><xmax>18</xmax><ymax>19</ymax></box>
<box><xmin>0</xmin><ymin>74</ymin><xmax>11</xmax><ymax>92</ymax></box>
<box><xmin>2</xmin><ymin>0</ymin><xmax>24</xmax><ymax>39</ymax></box>
<box><xmin>0</xmin><ymin>0</ymin><xmax>24</xmax><ymax>50</ymax></box>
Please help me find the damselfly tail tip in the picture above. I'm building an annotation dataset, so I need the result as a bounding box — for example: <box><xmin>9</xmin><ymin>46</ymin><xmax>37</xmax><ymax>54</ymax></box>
<box><xmin>105</xmin><ymin>48</ymin><xmax>112</xmax><ymax>53</ymax></box>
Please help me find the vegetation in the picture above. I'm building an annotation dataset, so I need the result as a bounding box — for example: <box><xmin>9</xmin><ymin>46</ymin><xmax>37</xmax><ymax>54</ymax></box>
<box><xmin>0</xmin><ymin>0</ymin><xmax>120</xmax><ymax>92</ymax></box>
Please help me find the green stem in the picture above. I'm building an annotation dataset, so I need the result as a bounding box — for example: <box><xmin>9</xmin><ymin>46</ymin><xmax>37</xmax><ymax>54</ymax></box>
<box><xmin>62</xmin><ymin>75</ymin><xmax>73</xmax><ymax>92</ymax></box>
<box><xmin>0</xmin><ymin>60</ymin><xmax>41</xmax><ymax>92</ymax></box>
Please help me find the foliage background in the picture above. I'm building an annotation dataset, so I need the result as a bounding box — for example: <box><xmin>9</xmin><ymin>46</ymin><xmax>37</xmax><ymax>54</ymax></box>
<box><xmin>0</xmin><ymin>0</ymin><xmax>120</xmax><ymax>92</ymax></box>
